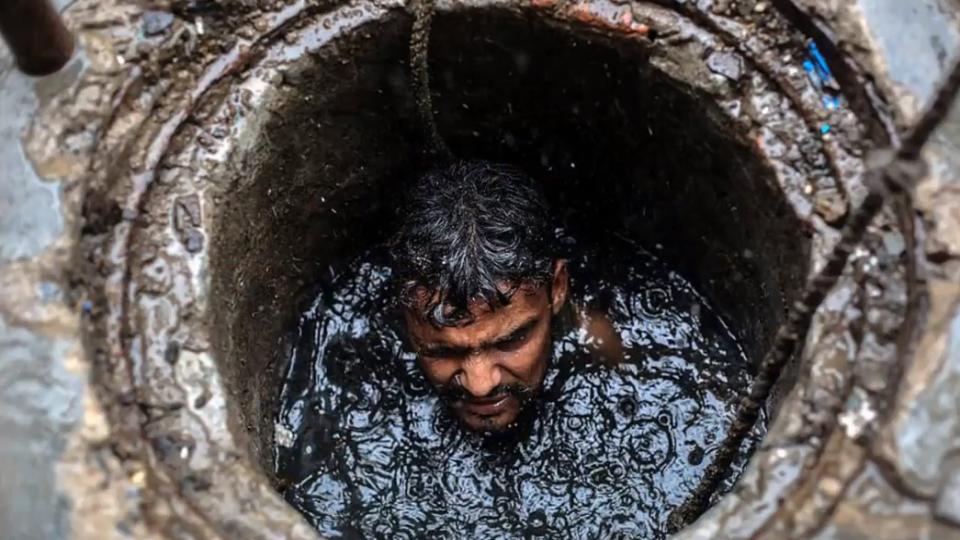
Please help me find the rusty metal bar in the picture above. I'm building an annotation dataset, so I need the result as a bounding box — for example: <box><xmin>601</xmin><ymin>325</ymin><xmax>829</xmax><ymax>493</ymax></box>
<box><xmin>0</xmin><ymin>0</ymin><xmax>75</xmax><ymax>76</ymax></box>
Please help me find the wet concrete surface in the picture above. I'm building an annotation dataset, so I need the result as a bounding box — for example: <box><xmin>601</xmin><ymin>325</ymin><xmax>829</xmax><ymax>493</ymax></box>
<box><xmin>0</xmin><ymin>56</ymin><xmax>68</xmax><ymax>263</ymax></box>
<box><xmin>2</xmin><ymin>0</ymin><xmax>960</xmax><ymax>539</ymax></box>
<box><xmin>0</xmin><ymin>7</ymin><xmax>85</xmax><ymax>539</ymax></box>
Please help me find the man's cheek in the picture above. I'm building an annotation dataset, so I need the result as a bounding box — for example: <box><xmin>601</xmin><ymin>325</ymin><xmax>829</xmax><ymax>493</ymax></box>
<box><xmin>419</xmin><ymin>359</ymin><xmax>457</xmax><ymax>387</ymax></box>
<box><xmin>502</xmin><ymin>341</ymin><xmax>547</xmax><ymax>379</ymax></box>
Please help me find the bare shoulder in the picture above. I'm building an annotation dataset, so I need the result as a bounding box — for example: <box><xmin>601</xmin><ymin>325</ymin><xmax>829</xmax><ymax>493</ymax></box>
<box><xmin>571</xmin><ymin>301</ymin><xmax>624</xmax><ymax>366</ymax></box>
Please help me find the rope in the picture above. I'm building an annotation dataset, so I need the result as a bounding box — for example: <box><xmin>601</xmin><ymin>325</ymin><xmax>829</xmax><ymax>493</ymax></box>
<box><xmin>667</xmin><ymin>52</ymin><xmax>960</xmax><ymax>531</ymax></box>
<box><xmin>409</xmin><ymin>0</ymin><xmax>454</xmax><ymax>164</ymax></box>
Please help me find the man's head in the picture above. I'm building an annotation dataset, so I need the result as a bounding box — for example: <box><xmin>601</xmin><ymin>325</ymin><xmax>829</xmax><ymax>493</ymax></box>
<box><xmin>390</xmin><ymin>160</ymin><xmax>568</xmax><ymax>432</ymax></box>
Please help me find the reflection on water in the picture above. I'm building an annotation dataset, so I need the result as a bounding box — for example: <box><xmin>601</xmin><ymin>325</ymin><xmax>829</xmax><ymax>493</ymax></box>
<box><xmin>274</xmin><ymin>236</ymin><xmax>765</xmax><ymax>540</ymax></box>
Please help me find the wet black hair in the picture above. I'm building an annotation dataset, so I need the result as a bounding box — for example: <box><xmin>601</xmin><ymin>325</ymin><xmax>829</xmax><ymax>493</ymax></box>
<box><xmin>390</xmin><ymin>160</ymin><xmax>556</xmax><ymax>327</ymax></box>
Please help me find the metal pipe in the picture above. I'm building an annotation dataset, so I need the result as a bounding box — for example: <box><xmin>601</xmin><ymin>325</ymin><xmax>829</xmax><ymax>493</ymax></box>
<box><xmin>0</xmin><ymin>0</ymin><xmax>75</xmax><ymax>76</ymax></box>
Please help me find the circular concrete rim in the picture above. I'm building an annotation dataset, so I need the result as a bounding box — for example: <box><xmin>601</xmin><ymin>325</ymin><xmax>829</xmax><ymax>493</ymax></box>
<box><xmin>140</xmin><ymin>0</ymin><xmax>866</xmax><ymax>513</ymax></box>
<box><xmin>6</xmin><ymin>0</ymin><xmax>960</xmax><ymax>538</ymax></box>
<box><xmin>94</xmin><ymin>0</ymin><xmax>890</xmax><ymax>536</ymax></box>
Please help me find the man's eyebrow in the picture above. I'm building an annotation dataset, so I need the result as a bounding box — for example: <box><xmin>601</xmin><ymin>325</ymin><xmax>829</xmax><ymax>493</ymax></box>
<box><xmin>417</xmin><ymin>341</ymin><xmax>471</xmax><ymax>356</ymax></box>
<box><xmin>415</xmin><ymin>317</ymin><xmax>540</xmax><ymax>356</ymax></box>
<box><xmin>484</xmin><ymin>317</ymin><xmax>539</xmax><ymax>348</ymax></box>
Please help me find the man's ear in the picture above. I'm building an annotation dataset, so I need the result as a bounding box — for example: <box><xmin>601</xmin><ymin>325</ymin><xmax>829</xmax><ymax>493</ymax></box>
<box><xmin>551</xmin><ymin>260</ymin><xmax>569</xmax><ymax>315</ymax></box>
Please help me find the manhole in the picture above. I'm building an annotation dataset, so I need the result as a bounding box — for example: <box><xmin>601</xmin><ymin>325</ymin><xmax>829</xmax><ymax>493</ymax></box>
<box><xmin>7</xmin><ymin>0</ymin><xmax>932</xmax><ymax>538</ymax></box>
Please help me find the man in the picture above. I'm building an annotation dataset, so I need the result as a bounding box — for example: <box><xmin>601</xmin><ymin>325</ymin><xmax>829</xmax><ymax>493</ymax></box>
<box><xmin>389</xmin><ymin>159</ymin><xmax>622</xmax><ymax>433</ymax></box>
<box><xmin>282</xmin><ymin>160</ymin><xmax>759</xmax><ymax>540</ymax></box>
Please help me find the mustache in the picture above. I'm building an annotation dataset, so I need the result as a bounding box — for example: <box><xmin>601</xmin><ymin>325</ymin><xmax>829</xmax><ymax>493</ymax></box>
<box><xmin>438</xmin><ymin>380</ymin><xmax>535</xmax><ymax>405</ymax></box>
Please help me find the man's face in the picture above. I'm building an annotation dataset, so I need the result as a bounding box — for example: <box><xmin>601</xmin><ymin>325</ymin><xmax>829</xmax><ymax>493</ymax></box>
<box><xmin>404</xmin><ymin>262</ymin><xmax>568</xmax><ymax>432</ymax></box>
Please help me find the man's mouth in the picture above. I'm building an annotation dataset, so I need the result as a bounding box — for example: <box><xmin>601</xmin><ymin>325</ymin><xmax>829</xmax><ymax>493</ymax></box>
<box><xmin>461</xmin><ymin>395</ymin><xmax>511</xmax><ymax>416</ymax></box>
<box><xmin>440</xmin><ymin>382</ymin><xmax>533</xmax><ymax>419</ymax></box>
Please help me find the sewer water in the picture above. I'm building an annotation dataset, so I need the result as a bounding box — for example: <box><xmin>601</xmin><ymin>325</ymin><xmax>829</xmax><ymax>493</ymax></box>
<box><xmin>274</xmin><ymin>231</ymin><xmax>766</xmax><ymax>540</ymax></box>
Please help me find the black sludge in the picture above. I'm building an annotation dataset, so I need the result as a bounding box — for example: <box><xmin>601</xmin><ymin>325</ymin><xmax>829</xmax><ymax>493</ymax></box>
<box><xmin>274</xmin><ymin>239</ymin><xmax>765</xmax><ymax>540</ymax></box>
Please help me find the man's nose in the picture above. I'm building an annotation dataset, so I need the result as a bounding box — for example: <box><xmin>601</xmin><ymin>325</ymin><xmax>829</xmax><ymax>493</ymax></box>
<box><xmin>460</xmin><ymin>355</ymin><xmax>501</xmax><ymax>397</ymax></box>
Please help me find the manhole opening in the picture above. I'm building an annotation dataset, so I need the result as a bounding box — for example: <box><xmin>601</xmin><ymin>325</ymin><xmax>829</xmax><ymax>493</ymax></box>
<box><xmin>206</xmin><ymin>6</ymin><xmax>812</xmax><ymax>537</ymax></box>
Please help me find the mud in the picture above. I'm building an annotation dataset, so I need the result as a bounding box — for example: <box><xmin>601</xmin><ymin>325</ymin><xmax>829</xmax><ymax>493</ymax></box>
<box><xmin>276</xmin><ymin>239</ymin><xmax>765</xmax><ymax>539</ymax></box>
<box><xmin>6</xmin><ymin>0</ymin><xmax>960</xmax><ymax>539</ymax></box>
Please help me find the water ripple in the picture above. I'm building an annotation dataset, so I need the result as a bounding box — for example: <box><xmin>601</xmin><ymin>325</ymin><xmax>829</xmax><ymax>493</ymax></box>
<box><xmin>275</xmin><ymin>240</ymin><xmax>765</xmax><ymax>540</ymax></box>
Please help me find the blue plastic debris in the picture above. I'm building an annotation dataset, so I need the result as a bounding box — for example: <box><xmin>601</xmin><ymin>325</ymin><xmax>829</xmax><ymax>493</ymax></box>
<box><xmin>821</xmin><ymin>124</ymin><xmax>831</xmax><ymax>135</ymax></box>
<box><xmin>809</xmin><ymin>42</ymin><xmax>831</xmax><ymax>79</ymax></box>
<box><xmin>802</xmin><ymin>41</ymin><xmax>843</xmax><ymax>115</ymax></box>
<box><xmin>82</xmin><ymin>300</ymin><xmax>92</xmax><ymax>313</ymax></box>
<box><xmin>802</xmin><ymin>59</ymin><xmax>823</xmax><ymax>87</ymax></box>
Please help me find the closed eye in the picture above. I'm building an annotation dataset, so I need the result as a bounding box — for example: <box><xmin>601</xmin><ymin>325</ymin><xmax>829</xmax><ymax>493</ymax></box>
<box><xmin>420</xmin><ymin>346</ymin><xmax>467</xmax><ymax>360</ymax></box>
<box><xmin>494</xmin><ymin>328</ymin><xmax>532</xmax><ymax>352</ymax></box>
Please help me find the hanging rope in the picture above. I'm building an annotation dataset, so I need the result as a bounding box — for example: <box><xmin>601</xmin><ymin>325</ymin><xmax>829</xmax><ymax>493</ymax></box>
<box><xmin>667</xmin><ymin>52</ymin><xmax>960</xmax><ymax>531</ymax></box>
<box><xmin>408</xmin><ymin>0</ymin><xmax>454</xmax><ymax>164</ymax></box>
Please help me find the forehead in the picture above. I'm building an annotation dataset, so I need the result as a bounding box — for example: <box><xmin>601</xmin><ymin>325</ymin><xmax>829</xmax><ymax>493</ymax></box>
<box><xmin>405</xmin><ymin>285</ymin><xmax>549</xmax><ymax>345</ymax></box>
